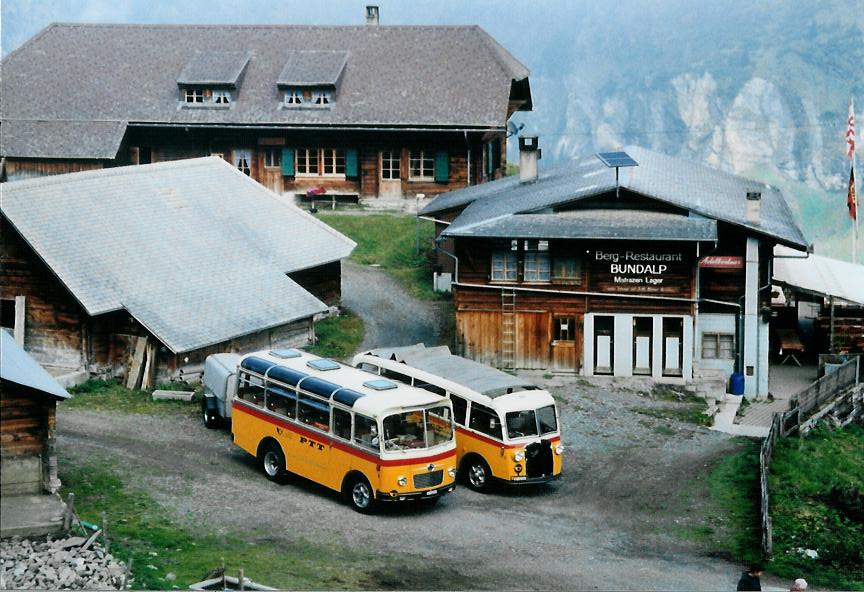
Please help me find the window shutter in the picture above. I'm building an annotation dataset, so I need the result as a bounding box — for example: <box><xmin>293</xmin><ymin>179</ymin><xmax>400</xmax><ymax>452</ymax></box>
<box><xmin>281</xmin><ymin>148</ymin><xmax>295</xmax><ymax>176</ymax></box>
<box><xmin>345</xmin><ymin>148</ymin><xmax>359</xmax><ymax>178</ymax></box>
<box><xmin>492</xmin><ymin>139</ymin><xmax>501</xmax><ymax>172</ymax></box>
<box><xmin>434</xmin><ymin>151</ymin><xmax>449</xmax><ymax>183</ymax></box>
<box><xmin>485</xmin><ymin>143</ymin><xmax>493</xmax><ymax>176</ymax></box>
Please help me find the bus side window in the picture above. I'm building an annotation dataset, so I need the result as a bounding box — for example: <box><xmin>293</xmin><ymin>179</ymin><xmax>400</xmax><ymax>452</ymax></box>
<box><xmin>415</xmin><ymin>382</ymin><xmax>446</xmax><ymax>396</ymax></box>
<box><xmin>333</xmin><ymin>407</ymin><xmax>352</xmax><ymax>440</ymax></box>
<box><xmin>299</xmin><ymin>393</ymin><xmax>330</xmax><ymax>432</ymax></box>
<box><xmin>238</xmin><ymin>371</ymin><xmax>265</xmax><ymax>407</ymax></box>
<box><xmin>469</xmin><ymin>402</ymin><xmax>502</xmax><ymax>440</ymax></box>
<box><xmin>450</xmin><ymin>394</ymin><xmax>467</xmax><ymax>426</ymax></box>
<box><xmin>353</xmin><ymin>414</ymin><xmax>379</xmax><ymax>451</ymax></box>
<box><xmin>265</xmin><ymin>385</ymin><xmax>296</xmax><ymax>419</ymax></box>
<box><xmin>358</xmin><ymin>362</ymin><xmax>380</xmax><ymax>374</ymax></box>
<box><xmin>381</xmin><ymin>368</ymin><xmax>411</xmax><ymax>385</ymax></box>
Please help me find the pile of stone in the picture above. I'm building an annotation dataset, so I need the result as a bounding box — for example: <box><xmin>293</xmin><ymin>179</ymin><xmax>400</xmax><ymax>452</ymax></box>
<box><xmin>0</xmin><ymin>535</ymin><xmax>128</xmax><ymax>590</ymax></box>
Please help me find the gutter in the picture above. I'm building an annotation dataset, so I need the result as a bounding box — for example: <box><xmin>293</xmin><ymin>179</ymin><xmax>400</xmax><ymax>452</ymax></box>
<box><xmin>126</xmin><ymin>121</ymin><xmax>505</xmax><ymax>133</ymax></box>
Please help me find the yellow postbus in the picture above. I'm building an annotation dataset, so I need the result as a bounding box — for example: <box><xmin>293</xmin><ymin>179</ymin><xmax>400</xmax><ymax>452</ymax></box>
<box><xmin>202</xmin><ymin>348</ymin><xmax>457</xmax><ymax>512</ymax></box>
<box><xmin>352</xmin><ymin>345</ymin><xmax>563</xmax><ymax>491</ymax></box>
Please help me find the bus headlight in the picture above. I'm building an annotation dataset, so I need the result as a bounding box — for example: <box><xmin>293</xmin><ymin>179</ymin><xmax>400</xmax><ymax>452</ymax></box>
<box><xmin>555</xmin><ymin>444</ymin><xmax>564</xmax><ymax>455</ymax></box>
<box><xmin>513</xmin><ymin>451</ymin><xmax>525</xmax><ymax>462</ymax></box>
<box><xmin>447</xmin><ymin>467</ymin><xmax>456</xmax><ymax>477</ymax></box>
<box><xmin>397</xmin><ymin>476</ymin><xmax>408</xmax><ymax>487</ymax></box>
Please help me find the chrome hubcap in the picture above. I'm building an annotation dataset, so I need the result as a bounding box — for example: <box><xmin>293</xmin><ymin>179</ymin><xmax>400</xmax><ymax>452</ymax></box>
<box><xmin>264</xmin><ymin>451</ymin><xmax>279</xmax><ymax>476</ymax></box>
<box><xmin>469</xmin><ymin>463</ymin><xmax>486</xmax><ymax>488</ymax></box>
<box><xmin>352</xmin><ymin>482</ymin><xmax>371</xmax><ymax>508</ymax></box>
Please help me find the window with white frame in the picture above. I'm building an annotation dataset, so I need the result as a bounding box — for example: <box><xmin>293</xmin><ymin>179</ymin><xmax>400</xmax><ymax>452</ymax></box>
<box><xmin>312</xmin><ymin>89</ymin><xmax>331</xmax><ymax>105</ymax></box>
<box><xmin>523</xmin><ymin>240</ymin><xmax>551</xmax><ymax>282</ymax></box>
<box><xmin>213</xmin><ymin>90</ymin><xmax>231</xmax><ymax>104</ymax></box>
<box><xmin>263</xmin><ymin>149</ymin><xmax>280</xmax><ymax>168</ymax></box>
<box><xmin>184</xmin><ymin>88</ymin><xmax>204</xmax><ymax>103</ymax></box>
<box><xmin>284</xmin><ymin>89</ymin><xmax>304</xmax><ymax>105</ymax></box>
<box><xmin>409</xmin><ymin>150</ymin><xmax>434</xmax><ymax>180</ymax></box>
<box><xmin>381</xmin><ymin>150</ymin><xmax>400</xmax><ymax>180</ymax></box>
<box><xmin>296</xmin><ymin>148</ymin><xmax>319</xmax><ymax>175</ymax></box>
<box><xmin>491</xmin><ymin>241</ymin><xmax>518</xmax><ymax>282</ymax></box>
<box><xmin>322</xmin><ymin>148</ymin><xmax>346</xmax><ymax>176</ymax></box>
<box><xmin>234</xmin><ymin>150</ymin><xmax>251</xmax><ymax>176</ymax></box>
<box><xmin>702</xmin><ymin>333</ymin><xmax>735</xmax><ymax>359</ymax></box>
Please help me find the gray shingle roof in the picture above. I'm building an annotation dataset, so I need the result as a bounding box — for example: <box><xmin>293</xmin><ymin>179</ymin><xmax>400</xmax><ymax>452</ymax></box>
<box><xmin>423</xmin><ymin>146</ymin><xmax>807</xmax><ymax>248</ymax></box>
<box><xmin>176</xmin><ymin>51</ymin><xmax>252</xmax><ymax>86</ymax></box>
<box><xmin>277</xmin><ymin>51</ymin><xmax>348</xmax><ymax>87</ymax></box>
<box><xmin>447</xmin><ymin>210</ymin><xmax>718</xmax><ymax>242</ymax></box>
<box><xmin>1</xmin><ymin>157</ymin><xmax>356</xmax><ymax>353</ymax></box>
<box><xmin>1</xmin><ymin>23</ymin><xmax>530</xmax><ymax>158</ymax></box>
<box><xmin>1</xmin><ymin>329</ymin><xmax>71</xmax><ymax>399</ymax></box>
<box><xmin>0</xmin><ymin>119</ymin><xmax>127</xmax><ymax>159</ymax></box>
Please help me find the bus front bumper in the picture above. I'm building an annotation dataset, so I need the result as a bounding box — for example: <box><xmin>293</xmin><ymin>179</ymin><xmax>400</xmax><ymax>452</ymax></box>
<box><xmin>376</xmin><ymin>484</ymin><xmax>456</xmax><ymax>502</ymax></box>
<box><xmin>496</xmin><ymin>473</ymin><xmax>562</xmax><ymax>486</ymax></box>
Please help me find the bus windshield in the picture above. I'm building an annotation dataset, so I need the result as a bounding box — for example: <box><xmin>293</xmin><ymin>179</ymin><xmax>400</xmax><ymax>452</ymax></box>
<box><xmin>506</xmin><ymin>405</ymin><xmax>558</xmax><ymax>439</ymax></box>
<box><xmin>382</xmin><ymin>405</ymin><xmax>454</xmax><ymax>451</ymax></box>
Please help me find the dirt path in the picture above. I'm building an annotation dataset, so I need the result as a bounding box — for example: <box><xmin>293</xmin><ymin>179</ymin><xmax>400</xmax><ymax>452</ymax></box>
<box><xmin>56</xmin><ymin>375</ymin><xmax>786</xmax><ymax>590</ymax></box>
<box><xmin>341</xmin><ymin>260</ymin><xmax>445</xmax><ymax>354</ymax></box>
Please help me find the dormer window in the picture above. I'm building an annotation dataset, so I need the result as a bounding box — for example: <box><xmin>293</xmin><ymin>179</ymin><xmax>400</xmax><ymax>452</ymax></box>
<box><xmin>284</xmin><ymin>89</ymin><xmax>304</xmax><ymax>105</ymax></box>
<box><xmin>313</xmin><ymin>90</ymin><xmax>331</xmax><ymax>105</ymax></box>
<box><xmin>184</xmin><ymin>89</ymin><xmax>204</xmax><ymax>104</ymax></box>
<box><xmin>213</xmin><ymin>90</ymin><xmax>231</xmax><ymax>105</ymax></box>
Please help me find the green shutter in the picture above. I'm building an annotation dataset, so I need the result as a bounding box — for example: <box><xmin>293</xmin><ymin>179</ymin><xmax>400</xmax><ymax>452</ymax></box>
<box><xmin>485</xmin><ymin>143</ymin><xmax>494</xmax><ymax>176</ymax></box>
<box><xmin>345</xmin><ymin>148</ymin><xmax>359</xmax><ymax>178</ymax></box>
<box><xmin>434</xmin><ymin>151</ymin><xmax>449</xmax><ymax>183</ymax></box>
<box><xmin>281</xmin><ymin>148</ymin><xmax>295</xmax><ymax>176</ymax></box>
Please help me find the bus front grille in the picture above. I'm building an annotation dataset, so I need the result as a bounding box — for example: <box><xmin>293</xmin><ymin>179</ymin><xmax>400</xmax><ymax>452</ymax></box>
<box><xmin>413</xmin><ymin>470</ymin><xmax>444</xmax><ymax>489</ymax></box>
<box><xmin>525</xmin><ymin>440</ymin><xmax>553</xmax><ymax>478</ymax></box>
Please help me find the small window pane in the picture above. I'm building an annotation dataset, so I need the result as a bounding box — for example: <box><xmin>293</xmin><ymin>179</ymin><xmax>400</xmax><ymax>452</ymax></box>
<box><xmin>469</xmin><ymin>403</ymin><xmax>502</xmax><ymax>440</ymax></box>
<box><xmin>333</xmin><ymin>407</ymin><xmax>352</xmax><ymax>440</ymax></box>
<box><xmin>450</xmin><ymin>394</ymin><xmax>468</xmax><ymax>426</ymax></box>
<box><xmin>298</xmin><ymin>393</ymin><xmax>329</xmax><ymax>431</ymax></box>
<box><xmin>353</xmin><ymin>415</ymin><xmax>380</xmax><ymax>452</ymax></box>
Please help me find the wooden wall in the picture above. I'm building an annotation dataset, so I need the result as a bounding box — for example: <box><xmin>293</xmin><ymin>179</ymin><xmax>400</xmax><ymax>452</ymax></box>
<box><xmin>3</xmin><ymin>159</ymin><xmax>104</xmax><ymax>182</ymax></box>
<box><xmin>288</xmin><ymin>261</ymin><xmax>342</xmax><ymax>307</ymax></box>
<box><xmin>0</xmin><ymin>388</ymin><xmax>55</xmax><ymax>495</ymax></box>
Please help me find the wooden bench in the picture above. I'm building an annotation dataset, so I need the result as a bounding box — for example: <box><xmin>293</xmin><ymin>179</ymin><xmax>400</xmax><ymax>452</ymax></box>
<box><xmin>295</xmin><ymin>192</ymin><xmax>360</xmax><ymax>210</ymax></box>
<box><xmin>777</xmin><ymin>328</ymin><xmax>804</xmax><ymax>366</ymax></box>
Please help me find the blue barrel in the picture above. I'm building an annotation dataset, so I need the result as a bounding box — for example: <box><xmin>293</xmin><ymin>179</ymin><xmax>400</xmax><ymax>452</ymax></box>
<box><xmin>730</xmin><ymin>372</ymin><xmax>745</xmax><ymax>395</ymax></box>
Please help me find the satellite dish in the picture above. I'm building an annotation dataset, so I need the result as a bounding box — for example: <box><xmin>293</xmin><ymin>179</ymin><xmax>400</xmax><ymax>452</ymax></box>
<box><xmin>507</xmin><ymin>120</ymin><xmax>524</xmax><ymax>138</ymax></box>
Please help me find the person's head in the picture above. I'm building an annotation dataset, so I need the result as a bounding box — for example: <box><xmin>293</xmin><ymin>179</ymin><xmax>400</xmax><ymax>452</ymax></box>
<box><xmin>748</xmin><ymin>564</ymin><xmax>764</xmax><ymax>576</ymax></box>
<box><xmin>790</xmin><ymin>578</ymin><xmax>808</xmax><ymax>591</ymax></box>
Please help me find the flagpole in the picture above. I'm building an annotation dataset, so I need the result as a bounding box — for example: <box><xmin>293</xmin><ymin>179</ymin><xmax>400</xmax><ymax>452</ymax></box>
<box><xmin>854</xmin><ymin>101</ymin><xmax>859</xmax><ymax>265</ymax></box>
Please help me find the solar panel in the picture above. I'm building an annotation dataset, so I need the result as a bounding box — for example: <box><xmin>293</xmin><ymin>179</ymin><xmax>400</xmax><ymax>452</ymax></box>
<box><xmin>363</xmin><ymin>379</ymin><xmax>398</xmax><ymax>391</ymax></box>
<box><xmin>306</xmin><ymin>358</ymin><xmax>340</xmax><ymax>371</ymax></box>
<box><xmin>596</xmin><ymin>152</ymin><xmax>638</xmax><ymax>168</ymax></box>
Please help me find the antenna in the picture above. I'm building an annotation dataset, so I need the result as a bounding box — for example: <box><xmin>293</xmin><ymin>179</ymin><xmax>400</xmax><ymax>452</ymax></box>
<box><xmin>596</xmin><ymin>151</ymin><xmax>638</xmax><ymax>199</ymax></box>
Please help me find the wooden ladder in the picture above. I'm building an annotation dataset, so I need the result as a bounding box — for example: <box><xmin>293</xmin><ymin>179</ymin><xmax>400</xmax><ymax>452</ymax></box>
<box><xmin>501</xmin><ymin>288</ymin><xmax>516</xmax><ymax>369</ymax></box>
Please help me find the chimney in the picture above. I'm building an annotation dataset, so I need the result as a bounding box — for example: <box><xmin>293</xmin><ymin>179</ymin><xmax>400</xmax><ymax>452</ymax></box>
<box><xmin>746</xmin><ymin>191</ymin><xmax>761</xmax><ymax>224</ymax></box>
<box><xmin>519</xmin><ymin>135</ymin><xmax>541</xmax><ymax>183</ymax></box>
<box><xmin>366</xmin><ymin>5</ymin><xmax>379</xmax><ymax>25</ymax></box>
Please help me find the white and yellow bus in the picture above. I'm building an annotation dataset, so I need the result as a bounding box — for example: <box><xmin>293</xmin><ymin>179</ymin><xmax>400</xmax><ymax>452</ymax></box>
<box><xmin>202</xmin><ymin>348</ymin><xmax>457</xmax><ymax>512</ymax></box>
<box><xmin>352</xmin><ymin>345</ymin><xmax>563</xmax><ymax>491</ymax></box>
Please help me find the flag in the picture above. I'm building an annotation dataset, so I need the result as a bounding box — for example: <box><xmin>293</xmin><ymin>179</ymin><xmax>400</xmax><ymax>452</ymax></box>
<box><xmin>847</xmin><ymin>99</ymin><xmax>856</xmax><ymax>158</ymax></box>
<box><xmin>849</xmin><ymin>166</ymin><xmax>858</xmax><ymax>221</ymax></box>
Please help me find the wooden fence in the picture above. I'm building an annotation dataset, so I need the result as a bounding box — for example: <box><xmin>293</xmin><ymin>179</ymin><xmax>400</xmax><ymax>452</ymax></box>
<box><xmin>759</xmin><ymin>357</ymin><xmax>862</xmax><ymax>559</ymax></box>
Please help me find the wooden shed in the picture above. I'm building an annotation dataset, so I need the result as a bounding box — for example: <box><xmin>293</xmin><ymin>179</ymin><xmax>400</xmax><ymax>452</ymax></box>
<box><xmin>1</xmin><ymin>329</ymin><xmax>70</xmax><ymax>537</ymax></box>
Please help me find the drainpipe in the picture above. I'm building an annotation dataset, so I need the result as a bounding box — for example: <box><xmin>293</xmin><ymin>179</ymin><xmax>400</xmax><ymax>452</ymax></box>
<box><xmin>464</xmin><ymin>131</ymin><xmax>471</xmax><ymax>187</ymax></box>
<box><xmin>435</xmin><ymin>235</ymin><xmax>459</xmax><ymax>284</ymax></box>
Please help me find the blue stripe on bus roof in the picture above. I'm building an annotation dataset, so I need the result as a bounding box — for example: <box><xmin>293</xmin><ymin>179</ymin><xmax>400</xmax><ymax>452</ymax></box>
<box><xmin>332</xmin><ymin>388</ymin><xmax>366</xmax><ymax>407</ymax></box>
<box><xmin>299</xmin><ymin>376</ymin><xmax>340</xmax><ymax>398</ymax></box>
<box><xmin>240</xmin><ymin>356</ymin><xmax>275</xmax><ymax>375</ymax></box>
<box><xmin>267</xmin><ymin>365</ymin><xmax>308</xmax><ymax>386</ymax></box>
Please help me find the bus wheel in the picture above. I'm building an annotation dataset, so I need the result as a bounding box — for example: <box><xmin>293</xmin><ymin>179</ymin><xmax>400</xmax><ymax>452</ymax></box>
<box><xmin>347</xmin><ymin>476</ymin><xmax>375</xmax><ymax>514</ymax></box>
<box><xmin>261</xmin><ymin>442</ymin><xmax>286</xmax><ymax>482</ymax></box>
<box><xmin>201</xmin><ymin>397</ymin><xmax>219</xmax><ymax>429</ymax></box>
<box><xmin>464</xmin><ymin>457</ymin><xmax>491</xmax><ymax>492</ymax></box>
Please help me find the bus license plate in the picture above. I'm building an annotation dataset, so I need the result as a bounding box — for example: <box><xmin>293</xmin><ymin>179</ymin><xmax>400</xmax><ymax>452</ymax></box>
<box><xmin>426</xmin><ymin>489</ymin><xmax>438</xmax><ymax>496</ymax></box>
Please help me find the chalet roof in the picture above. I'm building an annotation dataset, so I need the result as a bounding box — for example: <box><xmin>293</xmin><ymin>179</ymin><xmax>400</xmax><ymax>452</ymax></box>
<box><xmin>0</xmin><ymin>158</ymin><xmax>356</xmax><ymax>353</ymax></box>
<box><xmin>773</xmin><ymin>246</ymin><xmax>864</xmax><ymax>306</ymax></box>
<box><xmin>0</xmin><ymin>120</ymin><xmax>128</xmax><ymax>160</ymax></box>
<box><xmin>365</xmin><ymin>344</ymin><xmax>538</xmax><ymax>398</ymax></box>
<box><xmin>1</xmin><ymin>23</ymin><xmax>530</xmax><ymax>158</ymax></box>
<box><xmin>277</xmin><ymin>51</ymin><xmax>349</xmax><ymax>87</ymax></box>
<box><xmin>422</xmin><ymin>146</ymin><xmax>807</xmax><ymax>249</ymax></box>
<box><xmin>0</xmin><ymin>330</ymin><xmax>71</xmax><ymax>400</ymax></box>
<box><xmin>176</xmin><ymin>51</ymin><xmax>252</xmax><ymax>86</ymax></box>
<box><xmin>444</xmin><ymin>209</ymin><xmax>718</xmax><ymax>242</ymax></box>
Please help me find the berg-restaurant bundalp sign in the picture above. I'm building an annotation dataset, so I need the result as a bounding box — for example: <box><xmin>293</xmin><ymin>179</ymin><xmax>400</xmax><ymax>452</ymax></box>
<box><xmin>589</xmin><ymin>247</ymin><xmax>693</xmax><ymax>294</ymax></box>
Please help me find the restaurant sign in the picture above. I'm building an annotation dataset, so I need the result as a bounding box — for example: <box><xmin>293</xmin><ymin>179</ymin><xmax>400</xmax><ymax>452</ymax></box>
<box><xmin>699</xmin><ymin>255</ymin><xmax>743</xmax><ymax>269</ymax></box>
<box><xmin>593</xmin><ymin>249</ymin><xmax>686</xmax><ymax>292</ymax></box>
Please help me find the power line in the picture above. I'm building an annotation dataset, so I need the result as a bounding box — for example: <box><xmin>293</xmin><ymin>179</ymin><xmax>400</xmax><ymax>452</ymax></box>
<box><xmin>531</xmin><ymin>120</ymin><xmax>849</xmax><ymax>139</ymax></box>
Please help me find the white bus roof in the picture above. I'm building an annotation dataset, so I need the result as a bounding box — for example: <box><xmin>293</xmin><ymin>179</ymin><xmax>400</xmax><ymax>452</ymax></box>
<box><xmin>358</xmin><ymin>344</ymin><xmax>540</xmax><ymax>399</ymax></box>
<box><xmin>238</xmin><ymin>349</ymin><xmax>446</xmax><ymax>418</ymax></box>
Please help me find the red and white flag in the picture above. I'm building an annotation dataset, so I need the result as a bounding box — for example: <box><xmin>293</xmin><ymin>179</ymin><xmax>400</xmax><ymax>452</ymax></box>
<box><xmin>849</xmin><ymin>166</ymin><xmax>858</xmax><ymax>221</ymax></box>
<box><xmin>847</xmin><ymin>99</ymin><xmax>856</xmax><ymax>158</ymax></box>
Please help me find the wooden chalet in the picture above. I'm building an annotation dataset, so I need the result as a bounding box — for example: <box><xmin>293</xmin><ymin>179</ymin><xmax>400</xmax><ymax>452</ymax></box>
<box><xmin>0</xmin><ymin>8</ymin><xmax>531</xmax><ymax>201</ymax></box>
<box><xmin>421</xmin><ymin>140</ymin><xmax>809</xmax><ymax>397</ymax></box>
<box><xmin>1</xmin><ymin>329</ymin><xmax>70</xmax><ymax>537</ymax></box>
<box><xmin>0</xmin><ymin>158</ymin><xmax>355</xmax><ymax>382</ymax></box>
